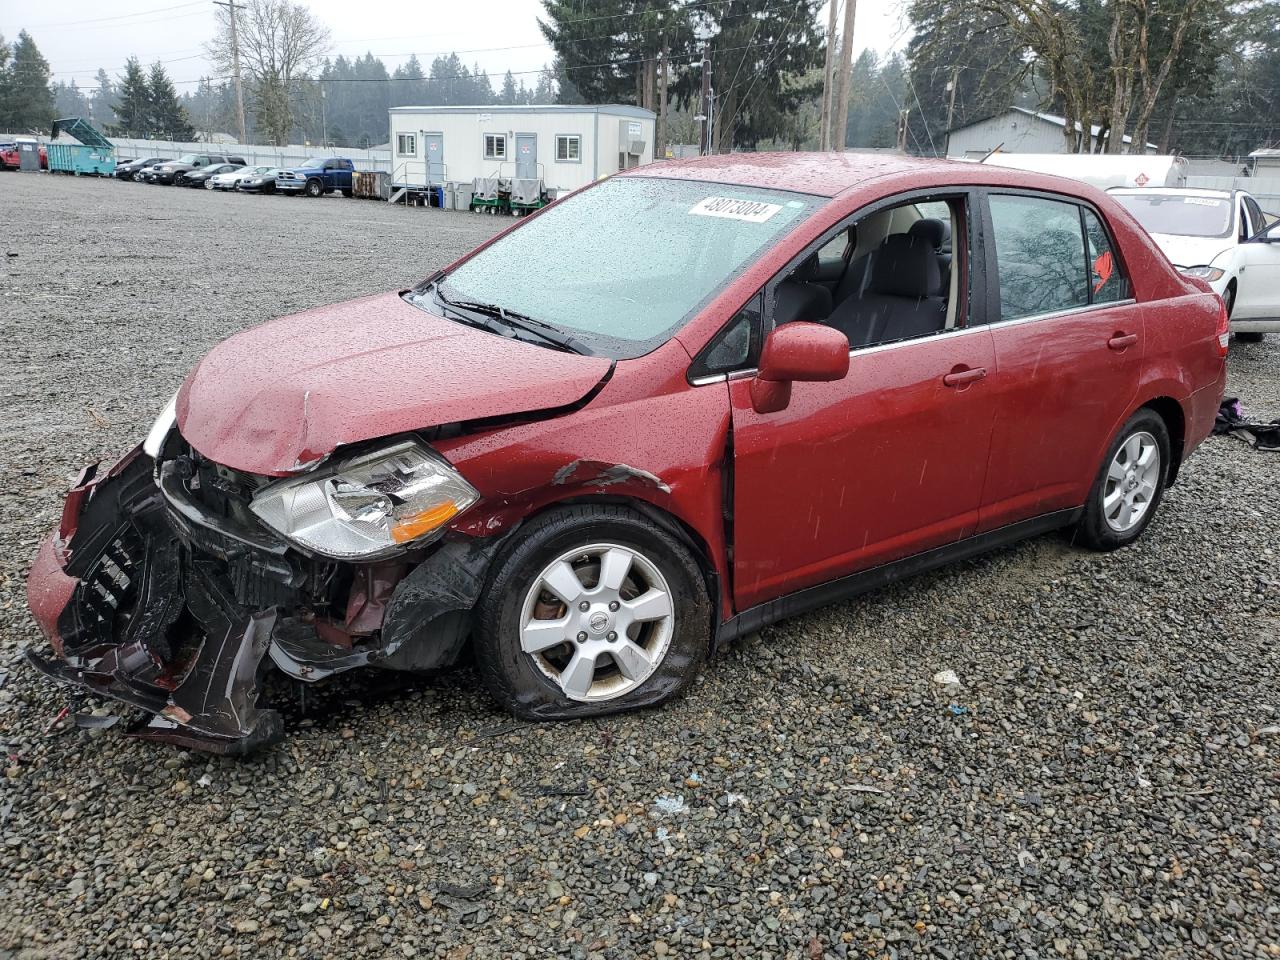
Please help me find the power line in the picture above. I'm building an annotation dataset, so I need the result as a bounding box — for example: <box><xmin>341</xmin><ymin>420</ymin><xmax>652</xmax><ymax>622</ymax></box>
<box><xmin>14</xmin><ymin>0</ymin><xmax>206</xmax><ymax>29</ymax></box>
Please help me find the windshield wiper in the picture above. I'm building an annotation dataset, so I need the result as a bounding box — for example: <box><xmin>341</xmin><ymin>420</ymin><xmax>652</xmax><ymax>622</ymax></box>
<box><xmin>432</xmin><ymin>283</ymin><xmax>591</xmax><ymax>355</ymax></box>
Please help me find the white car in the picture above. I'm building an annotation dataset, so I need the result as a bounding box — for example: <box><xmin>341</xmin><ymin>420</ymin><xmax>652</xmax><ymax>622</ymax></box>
<box><xmin>208</xmin><ymin>165</ymin><xmax>275</xmax><ymax>191</ymax></box>
<box><xmin>1110</xmin><ymin>187</ymin><xmax>1280</xmax><ymax>341</ymax></box>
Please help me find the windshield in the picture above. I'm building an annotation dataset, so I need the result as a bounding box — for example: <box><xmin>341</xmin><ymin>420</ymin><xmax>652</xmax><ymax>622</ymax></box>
<box><xmin>174</xmin><ymin>154</ymin><xmax>199</xmax><ymax>165</ymax></box>
<box><xmin>1113</xmin><ymin>193</ymin><xmax>1232</xmax><ymax>239</ymax></box>
<box><xmin>425</xmin><ymin>176</ymin><xmax>820</xmax><ymax>358</ymax></box>
<box><xmin>301</xmin><ymin>157</ymin><xmax>328</xmax><ymax>167</ymax></box>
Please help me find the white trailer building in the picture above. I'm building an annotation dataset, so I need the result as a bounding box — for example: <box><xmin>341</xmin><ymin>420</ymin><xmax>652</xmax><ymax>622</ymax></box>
<box><xmin>387</xmin><ymin>104</ymin><xmax>656</xmax><ymax>198</ymax></box>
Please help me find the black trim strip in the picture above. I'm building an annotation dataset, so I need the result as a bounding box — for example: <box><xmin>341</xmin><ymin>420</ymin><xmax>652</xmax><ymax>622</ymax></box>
<box><xmin>714</xmin><ymin>508</ymin><xmax>1081</xmax><ymax>646</ymax></box>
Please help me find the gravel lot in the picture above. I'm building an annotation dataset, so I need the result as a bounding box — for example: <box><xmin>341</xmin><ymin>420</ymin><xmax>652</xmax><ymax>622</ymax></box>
<box><xmin>1</xmin><ymin>172</ymin><xmax>1278</xmax><ymax>960</ymax></box>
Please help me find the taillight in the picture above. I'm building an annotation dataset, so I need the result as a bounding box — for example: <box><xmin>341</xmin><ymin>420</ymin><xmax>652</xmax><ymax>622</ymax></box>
<box><xmin>1215</xmin><ymin>296</ymin><xmax>1230</xmax><ymax>359</ymax></box>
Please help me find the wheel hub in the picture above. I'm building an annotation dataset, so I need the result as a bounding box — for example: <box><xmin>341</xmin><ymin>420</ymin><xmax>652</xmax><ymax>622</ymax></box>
<box><xmin>519</xmin><ymin>543</ymin><xmax>675</xmax><ymax>702</ymax></box>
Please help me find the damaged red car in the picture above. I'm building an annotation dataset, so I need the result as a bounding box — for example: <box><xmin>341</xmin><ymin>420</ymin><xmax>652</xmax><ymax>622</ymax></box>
<box><xmin>26</xmin><ymin>154</ymin><xmax>1227</xmax><ymax>752</ymax></box>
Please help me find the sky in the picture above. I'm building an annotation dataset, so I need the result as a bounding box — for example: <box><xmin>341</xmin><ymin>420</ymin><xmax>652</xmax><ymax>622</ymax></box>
<box><xmin>2</xmin><ymin>0</ymin><xmax>911</xmax><ymax>94</ymax></box>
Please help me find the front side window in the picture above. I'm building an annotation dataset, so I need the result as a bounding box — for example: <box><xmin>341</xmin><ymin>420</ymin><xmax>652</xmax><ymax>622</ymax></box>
<box><xmin>1083</xmin><ymin>209</ymin><xmax>1129</xmax><ymax>304</ymax></box>
<box><xmin>484</xmin><ymin>134</ymin><xmax>506</xmax><ymax>160</ymax></box>
<box><xmin>989</xmin><ymin>195</ymin><xmax>1089</xmax><ymax>321</ymax></box>
<box><xmin>422</xmin><ymin>177</ymin><xmax>821</xmax><ymax>359</ymax></box>
<box><xmin>396</xmin><ymin>134</ymin><xmax>416</xmax><ymax>156</ymax></box>
<box><xmin>770</xmin><ymin>193</ymin><xmax>966</xmax><ymax>350</ymax></box>
<box><xmin>556</xmin><ymin>135</ymin><xmax>581</xmax><ymax>162</ymax></box>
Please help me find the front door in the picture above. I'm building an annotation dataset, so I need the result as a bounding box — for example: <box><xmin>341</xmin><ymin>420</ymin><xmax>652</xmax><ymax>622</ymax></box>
<box><xmin>1233</xmin><ymin>220</ymin><xmax>1280</xmax><ymax>322</ymax></box>
<box><xmin>729</xmin><ymin>190</ymin><xmax>997</xmax><ymax>611</ymax></box>
<box><xmin>978</xmin><ymin>193</ymin><xmax>1144</xmax><ymax>531</ymax></box>
<box><xmin>515</xmin><ymin>133</ymin><xmax>537</xmax><ymax>179</ymax></box>
<box><xmin>424</xmin><ymin>132</ymin><xmax>444</xmax><ymax>183</ymax></box>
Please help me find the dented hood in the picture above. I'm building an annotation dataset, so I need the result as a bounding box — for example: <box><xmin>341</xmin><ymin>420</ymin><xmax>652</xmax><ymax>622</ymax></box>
<box><xmin>177</xmin><ymin>291</ymin><xmax>612</xmax><ymax>475</ymax></box>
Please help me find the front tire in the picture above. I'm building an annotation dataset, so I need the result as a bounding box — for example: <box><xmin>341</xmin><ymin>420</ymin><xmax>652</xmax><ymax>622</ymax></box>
<box><xmin>474</xmin><ymin>505</ymin><xmax>710</xmax><ymax>720</ymax></box>
<box><xmin>305</xmin><ymin>179</ymin><xmax>324</xmax><ymax>197</ymax></box>
<box><xmin>1074</xmin><ymin>409</ymin><xmax>1170</xmax><ymax>551</ymax></box>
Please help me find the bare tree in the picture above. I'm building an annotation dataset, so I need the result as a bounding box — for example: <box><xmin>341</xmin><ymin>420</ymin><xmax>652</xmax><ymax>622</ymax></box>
<box><xmin>207</xmin><ymin>0</ymin><xmax>330</xmax><ymax>146</ymax></box>
<box><xmin>945</xmin><ymin>0</ymin><xmax>1225</xmax><ymax>153</ymax></box>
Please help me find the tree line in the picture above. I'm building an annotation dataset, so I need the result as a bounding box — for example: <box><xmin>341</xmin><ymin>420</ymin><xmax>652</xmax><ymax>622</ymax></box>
<box><xmin>4</xmin><ymin>0</ymin><xmax>1279</xmax><ymax>156</ymax></box>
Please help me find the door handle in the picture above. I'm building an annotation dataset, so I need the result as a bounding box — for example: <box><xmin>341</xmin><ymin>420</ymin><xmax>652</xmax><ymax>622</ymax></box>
<box><xmin>1107</xmin><ymin>332</ymin><xmax>1139</xmax><ymax>350</ymax></box>
<box><xmin>942</xmin><ymin>366</ymin><xmax>987</xmax><ymax>387</ymax></box>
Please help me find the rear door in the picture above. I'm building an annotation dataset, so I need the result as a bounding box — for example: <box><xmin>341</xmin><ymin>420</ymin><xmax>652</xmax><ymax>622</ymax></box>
<box><xmin>978</xmin><ymin>192</ymin><xmax>1143</xmax><ymax>531</ymax></box>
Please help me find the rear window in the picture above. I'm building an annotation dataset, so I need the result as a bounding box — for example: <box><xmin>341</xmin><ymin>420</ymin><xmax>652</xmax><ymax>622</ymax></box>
<box><xmin>989</xmin><ymin>195</ymin><xmax>1089</xmax><ymax>320</ymax></box>
<box><xmin>1112</xmin><ymin>193</ymin><xmax>1232</xmax><ymax>239</ymax></box>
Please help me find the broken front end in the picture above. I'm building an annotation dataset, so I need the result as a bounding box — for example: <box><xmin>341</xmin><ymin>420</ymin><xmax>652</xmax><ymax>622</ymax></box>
<box><xmin>26</xmin><ymin>421</ymin><xmax>496</xmax><ymax>753</ymax></box>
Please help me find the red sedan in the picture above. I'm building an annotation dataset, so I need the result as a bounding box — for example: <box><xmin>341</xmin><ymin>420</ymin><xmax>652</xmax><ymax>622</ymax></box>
<box><xmin>25</xmin><ymin>153</ymin><xmax>1227</xmax><ymax>752</ymax></box>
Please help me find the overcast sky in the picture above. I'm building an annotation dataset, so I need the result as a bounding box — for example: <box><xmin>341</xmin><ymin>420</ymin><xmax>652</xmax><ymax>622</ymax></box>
<box><xmin>3</xmin><ymin>0</ymin><xmax>911</xmax><ymax>94</ymax></box>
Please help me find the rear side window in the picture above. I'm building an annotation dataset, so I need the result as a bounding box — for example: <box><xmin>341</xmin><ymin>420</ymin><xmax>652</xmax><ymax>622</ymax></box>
<box><xmin>989</xmin><ymin>195</ymin><xmax>1089</xmax><ymax>321</ymax></box>
<box><xmin>1083</xmin><ymin>209</ymin><xmax>1128</xmax><ymax>304</ymax></box>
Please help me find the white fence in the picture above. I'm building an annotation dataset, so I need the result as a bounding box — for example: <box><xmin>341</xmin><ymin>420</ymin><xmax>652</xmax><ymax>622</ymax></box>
<box><xmin>107</xmin><ymin>137</ymin><xmax>392</xmax><ymax>173</ymax></box>
<box><xmin>1186</xmin><ymin>176</ymin><xmax>1280</xmax><ymax>213</ymax></box>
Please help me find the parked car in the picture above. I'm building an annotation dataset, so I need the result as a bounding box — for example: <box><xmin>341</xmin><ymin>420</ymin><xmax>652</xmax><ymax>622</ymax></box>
<box><xmin>115</xmin><ymin>157</ymin><xmax>170</xmax><ymax>181</ymax></box>
<box><xmin>0</xmin><ymin>139</ymin><xmax>48</xmax><ymax>170</ymax></box>
<box><xmin>235</xmin><ymin>167</ymin><xmax>282</xmax><ymax>193</ymax></box>
<box><xmin>184</xmin><ymin>163</ymin><xmax>244</xmax><ymax>188</ymax></box>
<box><xmin>25</xmin><ymin>154</ymin><xmax>1228</xmax><ymax>753</ymax></box>
<box><xmin>275</xmin><ymin>157</ymin><xmax>355</xmax><ymax>197</ymax></box>
<box><xmin>149</xmin><ymin>152</ymin><xmax>247</xmax><ymax>185</ymax></box>
<box><xmin>1109</xmin><ymin>187</ymin><xmax>1280</xmax><ymax>341</ymax></box>
<box><xmin>209</xmin><ymin>164</ymin><xmax>273</xmax><ymax>191</ymax></box>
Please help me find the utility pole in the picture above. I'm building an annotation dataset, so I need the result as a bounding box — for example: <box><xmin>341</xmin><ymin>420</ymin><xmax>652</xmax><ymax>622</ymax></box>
<box><xmin>945</xmin><ymin>64</ymin><xmax>961</xmax><ymax>131</ymax></box>
<box><xmin>698</xmin><ymin>42</ymin><xmax>712</xmax><ymax>156</ymax></box>
<box><xmin>832</xmin><ymin>0</ymin><xmax>856</xmax><ymax>152</ymax></box>
<box><xmin>213</xmin><ymin>0</ymin><xmax>247</xmax><ymax>144</ymax></box>
<box><xmin>819</xmin><ymin>0</ymin><xmax>839</xmax><ymax>150</ymax></box>
<box><xmin>658</xmin><ymin>33</ymin><xmax>668</xmax><ymax>159</ymax></box>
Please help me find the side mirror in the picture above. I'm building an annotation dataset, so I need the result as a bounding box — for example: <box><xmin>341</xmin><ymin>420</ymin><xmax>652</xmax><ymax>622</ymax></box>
<box><xmin>1252</xmin><ymin>222</ymin><xmax>1280</xmax><ymax>243</ymax></box>
<box><xmin>750</xmin><ymin>322</ymin><xmax>850</xmax><ymax>414</ymax></box>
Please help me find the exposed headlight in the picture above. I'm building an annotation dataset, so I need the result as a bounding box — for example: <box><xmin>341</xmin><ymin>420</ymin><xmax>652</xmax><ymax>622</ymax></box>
<box><xmin>143</xmin><ymin>391</ymin><xmax>179</xmax><ymax>458</ymax></box>
<box><xmin>249</xmin><ymin>440</ymin><xmax>479</xmax><ymax>560</ymax></box>
<box><xmin>1179</xmin><ymin>265</ymin><xmax>1225</xmax><ymax>281</ymax></box>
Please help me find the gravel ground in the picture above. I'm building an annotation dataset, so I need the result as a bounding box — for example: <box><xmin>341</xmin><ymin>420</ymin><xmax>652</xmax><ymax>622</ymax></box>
<box><xmin>1</xmin><ymin>172</ymin><xmax>1278</xmax><ymax>960</ymax></box>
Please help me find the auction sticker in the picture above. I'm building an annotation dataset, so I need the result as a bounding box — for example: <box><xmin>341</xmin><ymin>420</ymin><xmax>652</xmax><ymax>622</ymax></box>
<box><xmin>689</xmin><ymin>196</ymin><xmax>783</xmax><ymax>222</ymax></box>
<box><xmin>1184</xmin><ymin>197</ymin><xmax>1221</xmax><ymax>206</ymax></box>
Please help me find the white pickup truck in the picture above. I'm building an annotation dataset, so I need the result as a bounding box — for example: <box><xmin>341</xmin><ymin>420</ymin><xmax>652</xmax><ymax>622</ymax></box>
<box><xmin>1109</xmin><ymin>187</ymin><xmax>1280</xmax><ymax>342</ymax></box>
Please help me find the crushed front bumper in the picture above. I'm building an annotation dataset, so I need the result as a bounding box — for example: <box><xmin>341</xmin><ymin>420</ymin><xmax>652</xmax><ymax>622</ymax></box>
<box><xmin>25</xmin><ymin>447</ymin><xmax>285</xmax><ymax>753</ymax></box>
<box><xmin>26</xmin><ymin>441</ymin><xmax>505</xmax><ymax>753</ymax></box>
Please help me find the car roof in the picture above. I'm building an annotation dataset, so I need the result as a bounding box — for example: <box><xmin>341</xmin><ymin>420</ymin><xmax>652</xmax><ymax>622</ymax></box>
<box><xmin>624</xmin><ymin>151</ymin><xmax>1110</xmax><ymax>201</ymax></box>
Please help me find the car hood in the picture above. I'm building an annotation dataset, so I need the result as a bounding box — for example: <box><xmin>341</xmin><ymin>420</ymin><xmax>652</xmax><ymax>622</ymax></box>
<box><xmin>1148</xmin><ymin>233</ymin><xmax>1234</xmax><ymax>268</ymax></box>
<box><xmin>177</xmin><ymin>291</ymin><xmax>613</xmax><ymax>476</ymax></box>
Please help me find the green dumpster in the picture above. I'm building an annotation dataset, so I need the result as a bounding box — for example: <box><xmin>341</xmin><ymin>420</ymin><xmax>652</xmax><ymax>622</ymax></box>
<box><xmin>47</xmin><ymin>118</ymin><xmax>116</xmax><ymax>177</ymax></box>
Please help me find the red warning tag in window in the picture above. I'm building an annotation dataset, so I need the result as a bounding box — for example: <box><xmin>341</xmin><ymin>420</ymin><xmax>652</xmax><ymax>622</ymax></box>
<box><xmin>1093</xmin><ymin>251</ymin><xmax>1114</xmax><ymax>294</ymax></box>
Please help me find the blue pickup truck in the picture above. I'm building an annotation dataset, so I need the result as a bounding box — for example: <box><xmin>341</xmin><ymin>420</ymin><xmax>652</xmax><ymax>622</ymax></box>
<box><xmin>276</xmin><ymin>157</ymin><xmax>356</xmax><ymax>197</ymax></box>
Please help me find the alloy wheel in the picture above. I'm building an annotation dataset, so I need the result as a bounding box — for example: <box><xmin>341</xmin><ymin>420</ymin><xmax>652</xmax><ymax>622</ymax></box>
<box><xmin>1102</xmin><ymin>431</ymin><xmax>1160</xmax><ymax>532</ymax></box>
<box><xmin>519</xmin><ymin>542</ymin><xmax>675</xmax><ymax>702</ymax></box>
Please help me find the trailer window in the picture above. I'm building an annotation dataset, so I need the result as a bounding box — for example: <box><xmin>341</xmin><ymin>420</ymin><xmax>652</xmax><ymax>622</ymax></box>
<box><xmin>484</xmin><ymin>134</ymin><xmax>506</xmax><ymax>161</ymax></box>
<box><xmin>396</xmin><ymin>134</ymin><xmax>416</xmax><ymax>156</ymax></box>
<box><xmin>556</xmin><ymin>135</ymin><xmax>581</xmax><ymax>162</ymax></box>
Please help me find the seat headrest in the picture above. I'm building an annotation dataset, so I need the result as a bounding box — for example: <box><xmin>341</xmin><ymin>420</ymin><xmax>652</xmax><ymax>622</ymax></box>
<box><xmin>868</xmin><ymin>234</ymin><xmax>942</xmax><ymax>299</ymax></box>
<box><xmin>908</xmin><ymin>217</ymin><xmax>951</xmax><ymax>251</ymax></box>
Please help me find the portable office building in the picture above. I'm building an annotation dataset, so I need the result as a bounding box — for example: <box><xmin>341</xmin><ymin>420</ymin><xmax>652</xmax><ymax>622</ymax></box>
<box><xmin>387</xmin><ymin>104</ymin><xmax>655</xmax><ymax>197</ymax></box>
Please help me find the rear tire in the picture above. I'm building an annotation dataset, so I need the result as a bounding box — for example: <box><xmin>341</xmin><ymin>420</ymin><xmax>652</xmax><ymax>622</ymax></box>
<box><xmin>1074</xmin><ymin>409</ymin><xmax>1170</xmax><ymax>551</ymax></box>
<box><xmin>474</xmin><ymin>505</ymin><xmax>710</xmax><ymax>720</ymax></box>
<box><xmin>1235</xmin><ymin>331</ymin><xmax>1265</xmax><ymax>343</ymax></box>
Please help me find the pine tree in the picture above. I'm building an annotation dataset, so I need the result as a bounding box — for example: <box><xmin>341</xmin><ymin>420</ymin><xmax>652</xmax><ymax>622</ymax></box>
<box><xmin>114</xmin><ymin>57</ymin><xmax>151</xmax><ymax>136</ymax></box>
<box><xmin>0</xmin><ymin>36</ymin><xmax>12</xmax><ymax>132</ymax></box>
<box><xmin>500</xmin><ymin>70</ymin><xmax>518</xmax><ymax>105</ymax></box>
<box><xmin>91</xmin><ymin>69</ymin><xmax>116</xmax><ymax>129</ymax></box>
<box><xmin>9</xmin><ymin>31</ymin><xmax>56</xmax><ymax>133</ymax></box>
<box><xmin>148</xmin><ymin>62</ymin><xmax>194</xmax><ymax>140</ymax></box>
